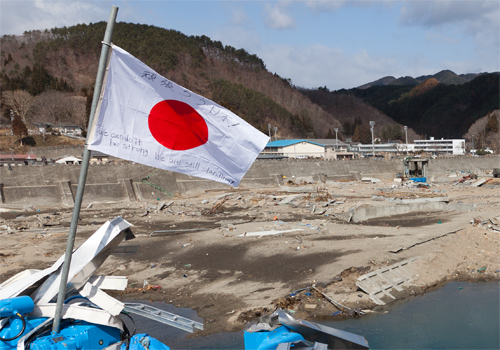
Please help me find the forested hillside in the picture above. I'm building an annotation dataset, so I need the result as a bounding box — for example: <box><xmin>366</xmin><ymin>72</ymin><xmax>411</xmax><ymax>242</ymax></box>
<box><xmin>345</xmin><ymin>73</ymin><xmax>499</xmax><ymax>139</ymax></box>
<box><xmin>0</xmin><ymin>22</ymin><xmax>341</xmax><ymax>139</ymax></box>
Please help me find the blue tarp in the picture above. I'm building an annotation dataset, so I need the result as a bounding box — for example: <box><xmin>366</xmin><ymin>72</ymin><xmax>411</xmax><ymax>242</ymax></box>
<box><xmin>121</xmin><ymin>334</ymin><xmax>170</xmax><ymax>350</ymax></box>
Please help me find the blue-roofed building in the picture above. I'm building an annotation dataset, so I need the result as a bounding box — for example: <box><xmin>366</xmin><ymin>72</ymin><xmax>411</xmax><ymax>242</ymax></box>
<box><xmin>262</xmin><ymin>139</ymin><xmax>325</xmax><ymax>159</ymax></box>
<box><xmin>308</xmin><ymin>139</ymin><xmax>355</xmax><ymax>160</ymax></box>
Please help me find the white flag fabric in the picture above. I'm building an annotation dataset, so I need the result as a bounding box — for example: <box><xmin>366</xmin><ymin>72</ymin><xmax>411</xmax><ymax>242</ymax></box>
<box><xmin>88</xmin><ymin>45</ymin><xmax>269</xmax><ymax>187</ymax></box>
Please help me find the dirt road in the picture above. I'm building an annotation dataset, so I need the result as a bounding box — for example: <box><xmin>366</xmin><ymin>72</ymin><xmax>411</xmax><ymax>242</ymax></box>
<box><xmin>1</xmin><ymin>178</ymin><xmax>499</xmax><ymax>335</ymax></box>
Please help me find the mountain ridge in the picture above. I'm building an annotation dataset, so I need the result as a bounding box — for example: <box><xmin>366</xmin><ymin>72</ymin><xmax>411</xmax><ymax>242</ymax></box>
<box><xmin>357</xmin><ymin>69</ymin><xmax>492</xmax><ymax>89</ymax></box>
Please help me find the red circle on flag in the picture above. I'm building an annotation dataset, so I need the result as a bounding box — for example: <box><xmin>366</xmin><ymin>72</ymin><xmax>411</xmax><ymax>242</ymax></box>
<box><xmin>148</xmin><ymin>100</ymin><xmax>209</xmax><ymax>151</ymax></box>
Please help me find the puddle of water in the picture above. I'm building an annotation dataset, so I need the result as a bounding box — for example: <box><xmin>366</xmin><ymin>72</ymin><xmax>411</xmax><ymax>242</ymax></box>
<box><xmin>360</xmin><ymin>211</ymin><xmax>453</xmax><ymax>227</ymax></box>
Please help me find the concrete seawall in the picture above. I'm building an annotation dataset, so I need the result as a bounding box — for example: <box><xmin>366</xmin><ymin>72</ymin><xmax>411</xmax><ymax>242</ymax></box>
<box><xmin>1</xmin><ymin>156</ymin><xmax>498</xmax><ymax>207</ymax></box>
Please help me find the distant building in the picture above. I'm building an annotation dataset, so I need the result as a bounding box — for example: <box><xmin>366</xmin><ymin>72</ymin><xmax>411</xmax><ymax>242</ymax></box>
<box><xmin>307</xmin><ymin>139</ymin><xmax>354</xmax><ymax>160</ymax></box>
<box><xmin>354</xmin><ymin>138</ymin><xmax>465</xmax><ymax>155</ymax></box>
<box><xmin>31</xmin><ymin>123</ymin><xmax>52</xmax><ymax>134</ymax></box>
<box><xmin>90</xmin><ymin>151</ymin><xmax>111</xmax><ymax>164</ymax></box>
<box><xmin>413</xmin><ymin>137</ymin><xmax>465</xmax><ymax>155</ymax></box>
<box><xmin>262</xmin><ymin>139</ymin><xmax>325</xmax><ymax>158</ymax></box>
<box><xmin>54</xmin><ymin>155</ymin><xmax>82</xmax><ymax>164</ymax></box>
<box><xmin>0</xmin><ymin>154</ymin><xmax>37</xmax><ymax>166</ymax></box>
<box><xmin>307</xmin><ymin>139</ymin><xmax>347</xmax><ymax>150</ymax></box>
<box><xmin>357</xmin><ymin>143</ymin><xmax>412</xmax><ymax>154</ymax></box>
<box><xmin>260</xmin><ymin>137</ymin><xmax>465</xmax><ymax>158</ymax></box>
<box><xmin>52</xmin><ymin>124</ymin><xmax>83</xmax><ymax>136</ymax></box>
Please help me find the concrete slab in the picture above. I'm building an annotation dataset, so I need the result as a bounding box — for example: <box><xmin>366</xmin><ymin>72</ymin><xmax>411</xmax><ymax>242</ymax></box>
<box><xmin>356</xmin><ymin>257</ymin><xmax>417</xmax><ymax>305</ymax></box>
<box><xmin>471</xmin><ymin>178</ymin><xmax>486</xmax><ymax>187</ymax></box>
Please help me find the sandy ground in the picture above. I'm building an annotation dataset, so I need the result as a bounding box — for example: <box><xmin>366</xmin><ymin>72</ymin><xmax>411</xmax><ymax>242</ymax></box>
<box><xmin>1</xmin><ymin>177</ymin><xmax>499</xmax><ymax>337</ymax></box>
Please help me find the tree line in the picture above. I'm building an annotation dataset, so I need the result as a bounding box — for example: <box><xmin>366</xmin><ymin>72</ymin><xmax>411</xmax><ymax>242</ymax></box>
<box><xmin>347</xmin><ymin>73</ymin><xmax>500</xmax><ymax>139</ymax></box>
<box><xmin>1</xmin><ymin>21</ymin><xmax>295</xmax><ymax>147</ymax></box>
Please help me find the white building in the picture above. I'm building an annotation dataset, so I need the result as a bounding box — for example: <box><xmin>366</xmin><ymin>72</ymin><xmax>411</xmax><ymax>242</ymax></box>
<box><xmin>262</xmin><ymin>139</ymin><xmax>325</xmax><ymax>158</ymax></box>
<box><xmin>53</xmin><ymin>124</ymin><xmax>83</xmax><ymax>136</ymax></box>
<box><xmin>413</xmin><ymin>137</ymin><xmax>465</xmax><ymax>155</ymax></box>
<box><xmin>308</xmin><ymin>139</ymin><xmax>355</xmax><ymax>160</ymax></box>
<box><xmin>55</xmin><ymin>155</ymin><xmax>83</xmax><ymax>164</ymax></box>
<box><xmin>357</xmin><ymin>143</ymin><xmax>414</xmax><ymax>154</ymax></box>
<box><xmin>261</xmin><ymin>137</ymin><xmax>466</xmax><ymax>158</ymax></box>
<box><xmin>356</xmin><ymin>138</ymin><xmax>465</xmax><ymax>155</ymax></box>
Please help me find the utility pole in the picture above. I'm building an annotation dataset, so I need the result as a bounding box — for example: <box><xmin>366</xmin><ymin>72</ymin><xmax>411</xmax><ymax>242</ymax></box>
<box><xmin>370</xmin><ymin>121</ymin><xmax>375</xmax><ymax>157</ymax></box>
<box><xmin>334</xmin><ymin>128</ymin><xmax>339</xmax><ymax>150</ymax></box>
<box><xmin>404</xmin><ymin>126</ymin><xmax>408</xmax><ymax>154</ymax></box>
<box><xmin>273</xmin><ymin>126</ymin><xmax>278</xmax><ymax>141</ymax></box>
<box><xmin>268</xmin><ymin>123</ymin><xmax>271</xmax><ymax>140</ymax></box>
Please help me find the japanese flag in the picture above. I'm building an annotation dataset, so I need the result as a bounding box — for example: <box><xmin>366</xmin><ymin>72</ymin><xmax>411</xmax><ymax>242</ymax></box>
<box><xmin>88</xmin><ymin>45</ymin><xmax>269</xmax><ymax>187</ymax></box>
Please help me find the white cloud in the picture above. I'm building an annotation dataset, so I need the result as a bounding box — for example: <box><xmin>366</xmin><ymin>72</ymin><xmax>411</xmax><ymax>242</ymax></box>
<box><xmin>399</xmin><ymin>0</ymin><xmax>497</xmax><ymax>27</ymax></box>
<box><xmin>257</xmin><ymin>39</ymin><xmax>495</xmax><ymax>91</ymax></box>
<box><xmin>212</xmin><ymin>26</ymin><xmax>262</xmax><ymax>53</ymax></box>
<box><xmin>303</xmin><ymin>0</ymin><xmax>347</xmax><ymax>11</ymax></box>
<box><xmin>258</xmin><ymin>43</ymin><xmax>403</xmax><ymax>90</ymax></box>
<box><xmin>398</xmin><ymin>0</ymin><xmax>500</xmax><ymax>72</ymax></box>
<box><xmin>263</xmin><ymin>3</ymin><xmax>296</xmax><ymax>29</ymax></box>
<box><xmin>230</xmin><ymin>8</ymin><xmax>248</xmax><ymax>26</ymax></box>
<box><xmin>1</xmin><ymin>0</ymin><xmax>107</xmax><ymax>35</ymax></box>
<box><xmin>424</xmin><ymin>30</ymin><xmax>460</xmax><ymax>45</ymax></box>
<box><xmin>303</xmin><ymin>0</ymin><xmax>395</xmax><ymax>13</ymax></box>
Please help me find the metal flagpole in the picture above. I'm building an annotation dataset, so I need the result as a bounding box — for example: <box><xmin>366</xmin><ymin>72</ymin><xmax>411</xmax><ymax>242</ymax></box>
<box><xmin>52</xmin><ymin>5</ymin><xmax>119</xmax><ymax>334</ymax></box>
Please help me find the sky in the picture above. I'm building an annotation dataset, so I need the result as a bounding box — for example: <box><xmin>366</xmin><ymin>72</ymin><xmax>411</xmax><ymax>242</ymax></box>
<box><xmin>1</xmin><ymin>0</ymin><xmax>499</xmax><ymax>91</ymax></box>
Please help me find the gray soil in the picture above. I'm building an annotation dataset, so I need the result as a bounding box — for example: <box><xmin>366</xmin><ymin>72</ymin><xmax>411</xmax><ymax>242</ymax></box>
<box><xmin>1</xmin><ymin>178</ymin><xmax>499</xmax><ymax>337</ymax></box>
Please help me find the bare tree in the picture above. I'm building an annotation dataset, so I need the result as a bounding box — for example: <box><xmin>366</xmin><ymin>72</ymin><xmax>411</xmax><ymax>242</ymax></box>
<box><xmin>30</xmin><ymin>90</ymin><xmax>69</xmax><ymax>126</ymax></box>
<box><xmin>68</xmin><ymin>95</ymin><xmax>87</xmax><ymax>128</ymax></box>
<box><xmin>3</xmin><ymin>90</ymin><xmax>34</xmax><ymax>124</ymax></box>
<box><xmin>28</xmin><ymin>91</ymin><xmax>87</xmax><ymax>137</ymax></box>
<box><xmin>465</xmin><ymin>110</ymin><xmax>500</xmax><ymax>151</ymax></box>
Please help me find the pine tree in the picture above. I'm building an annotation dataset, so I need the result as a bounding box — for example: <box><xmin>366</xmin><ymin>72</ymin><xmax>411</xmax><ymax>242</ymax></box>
<box><xmin>326</xmin><ymin>128</ymin><xmax>334</xmax><ymax>138</ymax></box>
<box><xmin>29</xmin><ymin>63</ymin><xmax>53</xmax><ymax>95</ymax></box>
<box><xmin>12</xmin><ymin>113</ymin><xmax>28</xmax><ymax>145</ymax></box>
<box><xmin>485</xmin><ymin>113</ymin><xmax>499</xmax><ymax>134</ymax></box>
<box><xmin>360</xmin><ymin>124</ymin><xmax>372</xmax><ymax>144</ymax></box>
<box><xmin>85</xmin><ymin>90</ymin><xmax>93</xmax><ymax>128</ymax></box>
<box><xmin>342</xmin><ymin>121</ymin><xmax>352</xmax><ymax>136</ymax></box>
<box><xmin>352</xmin><ymin>125</ymin><xmax>361</xmax><ymax>142</ymax></box>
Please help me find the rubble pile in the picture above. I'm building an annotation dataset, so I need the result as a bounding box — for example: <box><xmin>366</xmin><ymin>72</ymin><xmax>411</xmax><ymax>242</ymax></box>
<box><xmin>1</xmin><ymin>175</ymin><xmax>499</xmax><ymax>334</ymax></box>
